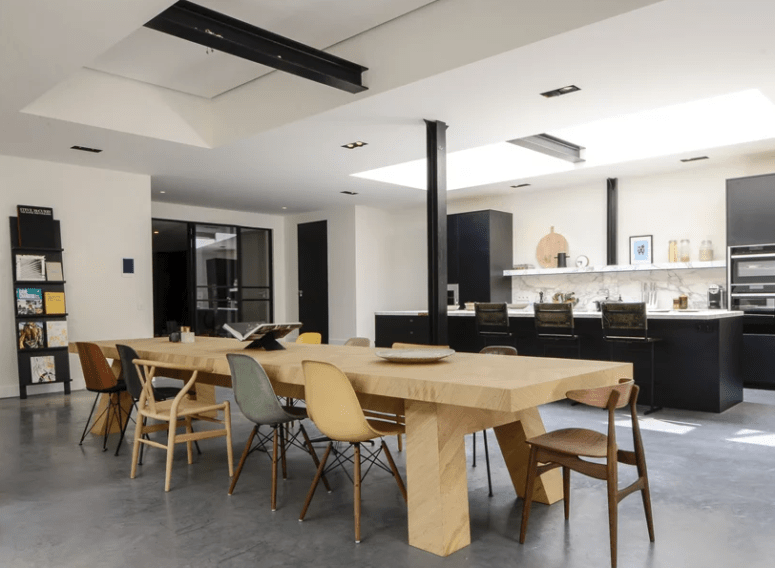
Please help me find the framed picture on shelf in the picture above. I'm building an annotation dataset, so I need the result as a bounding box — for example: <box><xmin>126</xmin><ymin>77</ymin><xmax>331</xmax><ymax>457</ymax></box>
<box><xmin>629</xmin><ymin>235</ymin><xmax>653</xmax><ymax>265</ymax></box>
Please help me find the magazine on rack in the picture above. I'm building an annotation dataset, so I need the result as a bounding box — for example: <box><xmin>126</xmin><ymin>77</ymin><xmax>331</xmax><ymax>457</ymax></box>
<box><xmin>222</xmin><ymin>322</ymin><xmax>302</xmax><ymax>350</ymax></box>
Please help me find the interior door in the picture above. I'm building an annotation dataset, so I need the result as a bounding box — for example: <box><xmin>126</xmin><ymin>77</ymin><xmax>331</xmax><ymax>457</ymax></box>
<box><xmin>297</xmin><ymin>220</ymin><xmax>329</xmax><ymax>343</ymax></box>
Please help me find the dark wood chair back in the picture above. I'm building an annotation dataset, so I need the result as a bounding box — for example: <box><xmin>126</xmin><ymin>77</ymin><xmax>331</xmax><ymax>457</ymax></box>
<box><xmin>76</xmin><ymin>342</ymin><xmax>120</xmax><ymax>392</ymax></box>
<box><xmin>534</xmin><ymin>303</ymin><xmax>575</xmax><ymax>337</ymax></box>
<box><xmin>601</xmin><ymin>302</ymin><xmax>648</xmax><ymax>341</ymax></box>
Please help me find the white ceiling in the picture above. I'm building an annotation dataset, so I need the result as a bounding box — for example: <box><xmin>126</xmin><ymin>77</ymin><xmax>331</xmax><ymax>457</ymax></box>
<box><xmin>3</xmin><ymin>0</ymin><xmax>775</xmax><ymax>215</ymax></box>
<box><xmin>87</xmin><ymin>0</ymin><xmax>438</xmax><ymax>98</ymax></box>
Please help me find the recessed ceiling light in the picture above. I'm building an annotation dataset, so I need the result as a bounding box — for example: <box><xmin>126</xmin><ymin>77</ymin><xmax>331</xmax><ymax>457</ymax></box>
<box><xmin>153</xmin><ymin>231</ymin><xmax>160</xmax><ymax>234</ymax></box>
<box><xmin>160</xmin><ymin>190</ymin><xmax>166</xmax><ymax>194</ymax></box>
<box><xmin>540</xmin><ymin>85</ymin><xmax>580</xmax><ymax>98</ymax></box>
<box><xmin>341</xmin><ymin>191</ymin><xmax>359</xmax><ymax>195</ymax></box>
<box><xmin>342</xmin><ymin>141</ymin><xmax>368</xmax><ymax>149</ymax></box>
<box><xmin>70</xmin><ymin>145</ymin><xmax>102</xmax><ymax>153</ymax></box>
<box><xmin>282</xmin><ymin>206</ymin><xmax>287</xmax><ymax>210</ymax></box>
<box><xmin>511</xmin><ymin>183</ymin><xmax>531</xmax><ymax>188</ymax></box>
<box><xmin>680</xmin><ymin>156</ymin><xmax>709</xmax><ymax>163</ymax></box>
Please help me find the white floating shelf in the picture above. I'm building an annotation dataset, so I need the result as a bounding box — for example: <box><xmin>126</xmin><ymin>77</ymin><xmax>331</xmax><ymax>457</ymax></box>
<box><xmin>504</xmin><ymin>260</ymin><xmax>726</xmax><ymax>277</ymax></box>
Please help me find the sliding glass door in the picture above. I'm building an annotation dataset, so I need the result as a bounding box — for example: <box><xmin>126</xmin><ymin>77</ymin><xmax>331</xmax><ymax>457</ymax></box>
<box><xmin>152</xmin><ymin>219</ymin><xmax>273</xmax><ymax>337</ymax></box>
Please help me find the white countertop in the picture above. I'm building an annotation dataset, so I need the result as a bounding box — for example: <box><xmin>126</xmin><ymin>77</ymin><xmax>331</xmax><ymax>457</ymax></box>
<box><xmin>375</xmin><ymin>309</ymin><xmax>742</xmax><ymax>320</ymax></box>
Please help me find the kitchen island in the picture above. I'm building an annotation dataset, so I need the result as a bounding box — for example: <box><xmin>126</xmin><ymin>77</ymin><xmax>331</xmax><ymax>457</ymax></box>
<box><xmin>375</xmin><ymin>309</ymin><xmax>743</xmax><ymax>413</ymax></box>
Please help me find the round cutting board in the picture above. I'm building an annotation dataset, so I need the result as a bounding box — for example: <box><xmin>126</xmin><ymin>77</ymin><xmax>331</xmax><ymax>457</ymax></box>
<box><xmin>536</xmin><ymin>226</ymin><xmax>569</xmax><ymax>268</ymax></box>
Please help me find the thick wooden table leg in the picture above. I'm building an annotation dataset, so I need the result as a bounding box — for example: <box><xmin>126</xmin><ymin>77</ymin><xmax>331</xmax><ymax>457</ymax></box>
<box><xmin>493</xmin><ymin>407</ymin><xmax>563</xmax><ymax>505</ymax></box>
<box><xmin>405</xmin><ymin>400</ymin><xmax>470</xmax><ymax>557</ymax></box>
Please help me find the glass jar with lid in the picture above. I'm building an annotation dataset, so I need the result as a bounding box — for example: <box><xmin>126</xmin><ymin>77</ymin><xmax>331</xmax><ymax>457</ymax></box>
<box><xmin>679</xmin><ymin>239</ymin><xmax>691</xmax><ymax>262</ymax></box>
<box><xmin>699</xmin><ymin>239</ymin><xmax>714</xmax><ymax>261</ymax></box>
<box><xmin>668</xmin><ymin>240</ymin><xmax>678</xmax><ymax>262</ymax></box>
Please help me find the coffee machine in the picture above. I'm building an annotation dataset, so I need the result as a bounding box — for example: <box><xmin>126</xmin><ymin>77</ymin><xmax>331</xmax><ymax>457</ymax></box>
<box><xmin>708</xmin><ymin>285</ymin><xmax>725</xmax><ymax>309</ymax></box>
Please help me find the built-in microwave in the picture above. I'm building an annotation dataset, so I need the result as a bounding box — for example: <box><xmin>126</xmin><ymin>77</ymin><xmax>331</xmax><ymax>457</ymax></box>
<box><xmin>728</xmin><ymin>243</ymin><xmax>775</xmax><ymax>315</ymax></box>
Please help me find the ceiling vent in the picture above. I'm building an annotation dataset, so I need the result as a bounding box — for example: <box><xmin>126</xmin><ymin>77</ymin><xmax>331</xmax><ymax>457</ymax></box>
<box><xmin>680</xmin><ymin>156</ymin><xmax>709</xmax><ymax>163</ymax></box>
<box><xmin>70</xmin><ymin>145</ymin><xmax>102</xmax><ymax>153</ymax></box>
<box><xmin>540</xmin><ymin>85</ymin><xmax>580</xmax><ymax>98</ymax></box>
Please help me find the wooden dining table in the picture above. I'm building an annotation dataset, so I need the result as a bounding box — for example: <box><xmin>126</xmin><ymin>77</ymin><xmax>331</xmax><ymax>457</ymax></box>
<box><xmin>71</xmin><ymin>336</ymin><xmax>631</xmax><ymax>557</ymax></box>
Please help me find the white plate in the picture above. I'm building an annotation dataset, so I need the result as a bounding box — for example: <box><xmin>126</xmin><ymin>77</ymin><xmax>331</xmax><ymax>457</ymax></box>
<box><xmin>508</xmin><ymin>302</ymin><xmax>529</xmax><ymax>309</ymax></box>
<box><xmin>376</xmin><ymin>349</ymin><xmax>455</xmax><ymax>363</ymax></box>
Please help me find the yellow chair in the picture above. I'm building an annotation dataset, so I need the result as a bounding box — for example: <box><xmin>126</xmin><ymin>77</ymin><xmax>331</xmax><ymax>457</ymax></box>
<box><xmin>296</xmin><ymin>332</ymin><xmax>322</xmax><ymax>344</ymax></box>
<box><xmin>129</xmin><ymin>359</ymin><xmax>234</xmax><ymax>492</ymax></box>
<box><xmin>519</xmin><ymin>379</ymin><xmax>654</xmax><ymax>568</ymax></box>
<box><xmin>299</xmin><ymin>360</ymin><xmax>407</xmax><ymax>543</ymax></box>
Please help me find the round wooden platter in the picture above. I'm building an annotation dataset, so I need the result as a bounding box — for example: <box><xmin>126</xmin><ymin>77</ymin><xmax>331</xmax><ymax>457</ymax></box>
<box><xmin>536</xmin><ymin>226</ymin><xmax>569</xmax><ymax>268</ymax></box>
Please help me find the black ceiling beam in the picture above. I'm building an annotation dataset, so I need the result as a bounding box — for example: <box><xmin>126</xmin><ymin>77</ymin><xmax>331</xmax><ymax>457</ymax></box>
<box><xmin>144</xmin><ymin>1</ymin><xmax>368</xmax><ymax>94</ymax></box>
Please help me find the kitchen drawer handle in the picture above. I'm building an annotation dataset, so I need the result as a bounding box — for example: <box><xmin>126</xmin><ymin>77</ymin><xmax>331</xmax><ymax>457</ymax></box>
<box><xmin>730</xmin><ymin>253</ymin><xmax>775</xmax><ymax>259</ymax></box>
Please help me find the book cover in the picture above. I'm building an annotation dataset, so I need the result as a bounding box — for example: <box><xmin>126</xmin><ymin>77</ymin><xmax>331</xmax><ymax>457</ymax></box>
<box><xmin>46</xmin><ymin>261</ymin><xmax>63</xmax><ymax>281</ymax></box>
<box><xmin>18</xmin><ymin>321</ymin><xmax>44</xmax><ymax>350</ymax></box>
<box><xmin>16</xmin><ymin>288</ymin><xmax>43</xmax><ymax>315</ymax></box>
<box><xmin>15</xmin><ymin>254</ymin><xmax>46</xmax><ymax>281</ymax></box>
<box><xmin>44</xmin><ymin>291</ymin><xmax>66</xmax><ymax>314</ymax></box>
<box><xmin>30</xmin><ymin>355</ymin><xmax>56</xmax><ymax>383</ymax></box>
<box><xmin>46</xmin><ymin>321</ymin><xmax>68</xmax><ymax>347</ymax></box>
<box><xmin>17</xmin><ymin>205</ymin><xmax>56</xmax><ymax>249</ymax></box>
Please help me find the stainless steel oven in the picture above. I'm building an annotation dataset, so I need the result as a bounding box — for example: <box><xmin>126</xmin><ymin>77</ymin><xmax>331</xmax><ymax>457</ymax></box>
<box><xmin>728</xmin><ymin>243</ymin><xmax>775</xmax><ymax>388</ymax></box>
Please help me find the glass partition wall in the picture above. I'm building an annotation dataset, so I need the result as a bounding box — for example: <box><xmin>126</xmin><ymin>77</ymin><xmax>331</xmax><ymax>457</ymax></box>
<box><xmin>152</xmin><ymin>219</ymin><xmax>273</xmax><ymax>337</ymax></box>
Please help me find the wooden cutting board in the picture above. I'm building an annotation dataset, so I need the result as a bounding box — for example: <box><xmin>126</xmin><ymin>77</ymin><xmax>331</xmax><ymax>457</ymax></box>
<box><xmin>536</xmin><ymin>226</ymin><xmax>569</xmax><ymax>268</ymax></box>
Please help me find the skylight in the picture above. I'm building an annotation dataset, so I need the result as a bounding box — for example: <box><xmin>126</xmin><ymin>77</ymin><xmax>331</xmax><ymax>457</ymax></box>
<box><xmin>351</xmin><ymin>142</ymin><xmax>575</xmax><ymax>191</ymax></box>
<box><xmin>550</xmin><ymin>89</ymin><xmax>775</xmax><ymax>166</ymax></box>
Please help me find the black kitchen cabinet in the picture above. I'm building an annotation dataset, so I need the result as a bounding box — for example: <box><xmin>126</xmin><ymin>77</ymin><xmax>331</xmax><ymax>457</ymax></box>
<box><xmin>375</xmin><ymin>315</ymin><xmax>429</xmax><ymax>347</ymax></box>
<box><xmin>447</xmin><ymin>210</ymin><xmax>512</xmax><ymax>306</ymax></box>
<box><xmin>727</xmin><ymin>173</ymin><xmax>775</xmax><ymax>246</ymax></box>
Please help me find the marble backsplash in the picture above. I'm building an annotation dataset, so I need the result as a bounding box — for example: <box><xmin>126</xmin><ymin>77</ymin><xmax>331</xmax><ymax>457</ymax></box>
<box><xmin>511</xmin><ymin>268</ymin><xmax>726</xmax><ymax>310</ymax></box>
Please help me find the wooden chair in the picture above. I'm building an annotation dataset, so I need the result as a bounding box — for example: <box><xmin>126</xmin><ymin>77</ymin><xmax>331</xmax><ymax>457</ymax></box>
<box><xmin>116</xmin><ymin>344</ymin><xmax>201</xmax><ymax>465</ymax></box>
<box><xmin>389</xmin><ymin>342</ymin><xmax>451</xmax><ymax>451</ymax></box>
<box><xmin>474</xmin><ymin>302</ymin><xmax>514</xmax><ymax>350</ymax></box>
<box><xmin>299</xmin><ymin>360</ymin><xmax>407</xmax><ymax>543</ymax></box>
<box><xmin>226</xmin><ymin>354</ymin><xmax>330</xmax><ymax>510</ymax></box>
<box><xmin>601</xmin><ymin>302</ymin><xmax>661</xmax><ymax>414</ymax></box>
<box><xmin>296</xmin><ymin>332</ymin><xmax>322</xmax><ymax>344</ymax></box>
<box><xmin>534</xmin><ymin>302</ymin><xmax>581</xmax><ymax>358</ymax></box>
<box><xmin>75</xmin><ymin>342</ymin><xmax>130</xmax><ymax>456</ymax></box>
<box><xmin>344</xmin><ymin>337</ymin><xmax>370</xmax><ymax>347</ymax></box>
<box><xmin>475</xmin><ymin>345</ymin><xmax>519</xmax><ymax>496</ymax></box>
<box><xmin>519</xmin><ymin>379</ymin><xmax>655</xmax><ymax>568</ymax></box>
<box><xmin>129</xmin><ymin>358</ymin><xmax>234</xmax><ymax>492</ymax></box>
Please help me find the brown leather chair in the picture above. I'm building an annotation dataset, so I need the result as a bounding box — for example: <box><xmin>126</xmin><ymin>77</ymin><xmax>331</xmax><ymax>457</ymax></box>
<box><xmin>519</xmin><ymin>379</ymin><xmax>655</xmax><ymax>568</ymax></box>
<box><xmin>75</xmin><ymin>342</ymin><xmax>129</xmax><ymax>456</ymax></box>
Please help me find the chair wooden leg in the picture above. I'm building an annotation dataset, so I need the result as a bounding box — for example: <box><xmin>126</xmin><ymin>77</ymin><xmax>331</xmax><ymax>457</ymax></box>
<box><xmin>280</xmin><ymin>423</ymin><xmax>288</xmax><ymax>480</ymax></box>
<box><xmin>185</xmin><ymin>417</ymin><xmax>194</xmax><ymax>465</ymax></box>
<box><xmin>519</xmin><ymin>445</ymin><xmax>539</xmax><ymax>544</ymax></box>
<box><xmin>641</xmin><ymin>476</ymin><xmax>655</xmax><ymax>542</ymax></box>
<box><xmin>130</xmin><ymin>410</ymin><xmax>144</xmax><ymax>480</ymax></box>
<box><xmin>483</xmin><ymin>430</ymin><xmax>493</xmax><ymax>497</ymax></box>
<box><xmin>271</xmin><ymin>426</ymin><xmax>279</xmax><ymax>511</ymax></box>
<box><xmin>224</xmin><ymin>402</ymin><xmax>233</xmax><ymax>478</ymax></box>
<box><xmin>381</xmin><ymin>440</ymin><xmax>407</xmax><ymax>502</ymax></box>
<box><xmin>229</xmin><ymin>425</ymin><xmax>258</xmax><ymax>495</ymax></box>
<box><xmin>299</xmin><ymin>442</ymin><xmax>332</xmax><ymax>521</ymax></box>
<box><xmin>563</xmin><ymin>466</ymin><xmax>571</xmax><ymax>520</ymax></box>
<box><xmin>79</xmin><ymin>393</ymin><xmax>100</xmax><ymax>445</ymax></box>
<box><xmin>607</xmin><ymin>463</ymin><xmax>619</xmax><ymax>568</ymax></box>
<box><xmin>164</xmin><ymin>422</ymin><xmax>176</xmax><ymax>492</ymax></box>
<box><xmin>354</xmin><ymin>443</ymin><xmax>362</xmax><ymax>543</ymax></box>
<box><xmin>299</xmin><ymin>423</ymin><xmax>331</xmax><ymax>492</ymax></box>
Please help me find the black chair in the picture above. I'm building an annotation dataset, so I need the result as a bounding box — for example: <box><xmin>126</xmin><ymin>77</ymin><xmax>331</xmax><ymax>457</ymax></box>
<box><xmin>534</xmin><ymin>303</ymin><xmax>581</xmax><ymax>358</ymax></box>
<box><xmin>116</xmin><ymin>344</ymin><xmax>201</xmax><ymax>463</ymax></box>
<box><xmin>474</xmin><ymin>345</ymin><xmax>519</xmax><ymax>497</ymax></box>
<box><xmin>601</xmin><ymin>302</ymin><xmax>661</xmax><ymax>415</ymax></box>
<box><xmin>474</xmin><ymin>303</ymin><xmax>514</xmax><ymax>350</ymax></box>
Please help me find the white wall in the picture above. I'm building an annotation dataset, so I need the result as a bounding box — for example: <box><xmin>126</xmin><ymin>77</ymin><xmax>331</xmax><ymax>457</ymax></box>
<box><xmin>151</xmin><ymin>202</ymin><xmax>287</xmax><ymax>322</ymax></box>
<box><xmin>0</xmin><ymin>155</ymin><xmax>153</xmax><ymax>398</ymax></box>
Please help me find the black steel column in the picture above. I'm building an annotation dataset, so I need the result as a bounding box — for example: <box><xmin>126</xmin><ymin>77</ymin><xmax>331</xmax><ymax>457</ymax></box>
<box><xmin>607</xmin><ymin>178</ymin><xmax>618</xmax><ymax>265</ymax></box>
<box><xmin>426</xmin><ymin>119</ymin><xmax>448</xmax><ymax>346</ymax></box>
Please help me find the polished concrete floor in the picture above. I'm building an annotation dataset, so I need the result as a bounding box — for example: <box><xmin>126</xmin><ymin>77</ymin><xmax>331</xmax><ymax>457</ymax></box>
<box><xmin>2</xmin><ymin>387</ymin><xmax>775</xmax><ymax>568</ymax></box>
